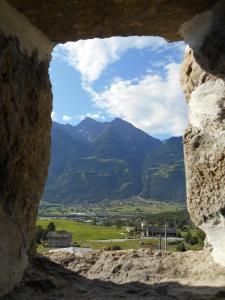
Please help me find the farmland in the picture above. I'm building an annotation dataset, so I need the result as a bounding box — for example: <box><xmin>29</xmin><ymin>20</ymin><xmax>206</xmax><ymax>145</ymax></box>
<box><xmin>37</xmin><ymin>218</ymin><xmax>126</xmax><ymax>241</ymax></box>
<box><xmin>36</xmin><ymin>216</ymin><xmax>204</xmax><ymax>253</ymax></box>
<box><xmin>38</xmin><ymin>198</ymin><xmax>185</xmax><ymax>217</ymax></box>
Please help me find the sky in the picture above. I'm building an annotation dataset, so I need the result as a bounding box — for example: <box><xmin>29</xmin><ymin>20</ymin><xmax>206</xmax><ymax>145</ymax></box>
<box><xmin>50</xmin><ymin>36</ymin><xmax>188</xmax><ymax>140</ymax></box>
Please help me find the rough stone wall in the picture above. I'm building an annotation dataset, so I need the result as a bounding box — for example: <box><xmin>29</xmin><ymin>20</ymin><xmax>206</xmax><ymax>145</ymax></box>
<box><xmin>180</xmin><ymin>2</ymin><xmax>225</xmax><ymax>266</ymax></box>
<box><xmin>0</xmin><ymin>0</ymin><xmax>224</xmax><ymax>296</ymax></box>
<box><xmin>7</xmin><ymin>0</ymin><xmax>215</xmax><ymax>43</ymax></box>
<box><xmin>181</xmin><ymin>48</ymin><xmax>225</xmax><ymax>225</ymax></box>
<box><xmin>0</xmin><ymin>31</ymin><xmax>52</xmax><ymax>294</ymax></box>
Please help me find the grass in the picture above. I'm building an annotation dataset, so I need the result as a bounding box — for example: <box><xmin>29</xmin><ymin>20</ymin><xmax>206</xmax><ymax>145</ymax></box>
<box><xmin>38</xmin><ymin>199</ymin><xmax>185</xmax><ymax>217</ymax></box>
<box><xmin>108</xmin><ymin>203</ymin><xmax>181</xmax><ymax>214</ymax></box>
<box><xmin>186</xmin><ymin>243</ymin><xmax>203</xmax><ymax>251</ymax></box>
<box><xmin>37</xmin><ymin>237</ymin><xmax>180</xmax><ymax>252</ymax></box>
<box><xmin>36</xmin><ymin>218</ymin><xmax>180</xmax><ymax>252</ymax></box>
<box><xmin>36</xmin><ymin>218</ymin><xmax>204</xmax><ymax>254</ymax></box>
<box><xmin>37</xmin><ymin>218</ymin><xmax>126</xmax><ymax>241</ymax></box>
<box><xmin>79</xmin><ymin>239</ymin><xmax>159</xmax><ymax>250</ymax></box>
<box><xmin>37</xmin><ymin>244</ymin><xmax>47</xmax><ymax>253</ymax></box>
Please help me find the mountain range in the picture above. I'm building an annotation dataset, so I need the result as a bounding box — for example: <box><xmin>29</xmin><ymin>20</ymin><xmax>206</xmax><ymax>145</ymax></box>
<box><xmin>43</xmin><ymin>118</ymin><xmax>186</xmax><ymax>204</ymax></box>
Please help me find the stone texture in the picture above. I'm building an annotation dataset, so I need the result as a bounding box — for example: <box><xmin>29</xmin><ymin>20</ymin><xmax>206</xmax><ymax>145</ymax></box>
<box><xmin>7</xmin><ymin>0</ymin><xmax>215</xmax><ymax>43</ymax></box>
<box><xmin>0</xmin><ymin>0</ymin><xmax>52</xmax><ymax>62</ymax></box>
<box><xmin>0</xmin><ymin>31</ymin><xmax>52</xmax><ymax>294</ymax></box>
<box><xmin>47</xmin><ymin>249</ymin><xmax>225</xmax><ymax>286</ymax></box>
<box><xmin>4</xmin><ymin>250</ymin><xmax>225</xmax><ymax>300</ymax></box>
<box><xmin>194</xmin><ymin>2</ymin><xmax>225</xmax><ymax>77</ymax></box>
<box><xmin>0</xmin><ymin>0</ymin><xmax>224</xmax><ymax>296</ymax></box>
<box><xmin>180</xmin><ymin>4</ymin><xmax>225</xmax><ymax>266</ymax></box>
<box><xmin>179</xmin><ymin>1</ymin><xmax>225</xmax><ymax>79</ymax></box>
<box><xmin>180</xmin><ymin>48</ymin><xmax>217</xmax><ymax>101</ymax></box>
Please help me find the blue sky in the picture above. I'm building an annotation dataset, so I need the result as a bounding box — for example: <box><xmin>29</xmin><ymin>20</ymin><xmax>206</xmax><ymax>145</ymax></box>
<box><xmin>50</xmin><ymin>36</ymin><xmax>187</xmax><ymax>139</ymax></box>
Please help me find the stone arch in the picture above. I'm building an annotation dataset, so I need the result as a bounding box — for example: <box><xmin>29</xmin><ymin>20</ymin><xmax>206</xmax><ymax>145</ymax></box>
<box><xmin>0</xmin><ymin>0</ymin><xmax>224</xmax><ymax>296</ymax></box>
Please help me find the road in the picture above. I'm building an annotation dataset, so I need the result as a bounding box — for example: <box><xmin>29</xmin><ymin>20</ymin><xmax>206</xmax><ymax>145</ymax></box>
<box><xmin>91</xmin><ymin>237</ymin><xmax>183</xmax><ymax>242</ymax></box>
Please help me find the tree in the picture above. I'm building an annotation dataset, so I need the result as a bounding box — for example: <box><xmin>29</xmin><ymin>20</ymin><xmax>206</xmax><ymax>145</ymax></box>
<box><xmin>47</xmin><ymin>222</ymin><xmax>56</xmax><ymax>232</ymax></box>
<box><xmin>114</xmin><ymin>219</ymin><xmax>123</xmax><ymax>231</ymax></box>
<box><xmin>91</xmin><ymin>217</ymin><xmax>97</xmax><ymax>225</ymax></box>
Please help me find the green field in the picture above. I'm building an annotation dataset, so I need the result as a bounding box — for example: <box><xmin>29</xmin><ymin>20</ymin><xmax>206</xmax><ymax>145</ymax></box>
<box><xmin>36</xmin><ymin>218</ymin><xmax>204</xmax><ymax>253</ymax></box>
<box><xmin>79</xmin><ymin>239</ymin><xmax>159</xmax><ymax>250</ymax></box>
<box><xmin>106</xmin><ymin>201</ymin><xmax>183</xmax><ymax>214</ymax></box>
<box><xmin>37</xmin><ymin>218</ymin><xmax>126</xmax><ymax>241</ymax></box>
<box><xmin>37</xmin><ymin>238</ymin><xmax>202</xmax><ymax>253</ymax></box>
<box><xmin>37</xmin><ymin>238</ymin><xmax>163</xmax><ymax>253</ymax></box>
<box><xmin>39</xmin><ymin>199</ymin><xmax>185</xmax><ymax>217</ymax></box>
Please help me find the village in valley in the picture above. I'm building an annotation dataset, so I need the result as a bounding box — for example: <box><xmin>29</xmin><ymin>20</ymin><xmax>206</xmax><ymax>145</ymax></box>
<box><xmin>36</xmin><ymin>198</ymin><xmax>205</xmax><ymax>254</ymax></box>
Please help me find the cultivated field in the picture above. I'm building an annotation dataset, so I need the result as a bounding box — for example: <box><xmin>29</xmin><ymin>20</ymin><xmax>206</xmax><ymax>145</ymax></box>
<box><xmin>38</xmin><ymin>199</ymin><xmax>185</xmax><ymax>217</ymax></box>
<box><xmin>37</xmin><ymin>218</ymin><xmax>126</xmax><ymax>241</ymax></box>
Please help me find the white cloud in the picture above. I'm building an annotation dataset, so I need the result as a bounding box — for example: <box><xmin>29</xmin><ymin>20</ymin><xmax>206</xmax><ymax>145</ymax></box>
<box><xmin>51</xmin><ymin>111</ymin><xmax>57</xmax><ymax>121</ymax></box>
<box><xmin>84</xmin><ymin>63</ymin><xmax>188</xmax><ymax>136</ymax></box>
<box><xmin>53</xmin><ymin>36</ymin><xmax>168</xmax><ymax>83</ymax></box>
<box><xmin>52</xmin><ymin>37</ymin><xmax>186</xmax><ymax>136</ymax></box>
<box><xmin>62</xmin><ymin>115</ymin><xmax>73</xmax><ymax>122</ymax></box>
<box><xmin>75</xmin><ymin>112</ymin><xmax>105</xmax><ymax>121</ymax></box>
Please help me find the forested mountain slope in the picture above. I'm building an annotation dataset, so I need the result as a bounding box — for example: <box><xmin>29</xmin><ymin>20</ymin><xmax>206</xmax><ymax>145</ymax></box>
<box><xmin>43</xmin><ymin>118</ymin><xmax>186</xmax><ymax>203</ymax></box>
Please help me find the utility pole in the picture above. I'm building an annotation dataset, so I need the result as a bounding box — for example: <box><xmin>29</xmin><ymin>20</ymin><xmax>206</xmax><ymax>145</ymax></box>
<box><xmin>164</xmin><ymin>223</ymin><xmax>167</xmax><ymax>251</ymax></box>
<box><xmin>159</xmin><ymin>232</ymin><xmax>162</xmax><ymax>250</ymax></box>
<box><xmin>174</xmin><ymin>208</ymin><xmax>177</xmax><ymax>230</ymax></box>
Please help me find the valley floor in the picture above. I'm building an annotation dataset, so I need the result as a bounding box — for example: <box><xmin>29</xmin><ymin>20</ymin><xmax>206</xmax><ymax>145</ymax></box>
<box><xmin>4</xmin><ymin>249</ymin><xmax>225</xmax><ymax>300</ymax></box>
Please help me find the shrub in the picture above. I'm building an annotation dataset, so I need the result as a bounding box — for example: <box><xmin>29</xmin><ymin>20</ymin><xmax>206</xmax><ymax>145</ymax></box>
<box><xmin>189</xmin><ymin>236</ymin><xmax>198</xmax><ymax>245</ymax></box>
<box><xmin>196</xmin><ymin>229</ymin><xmax>206</xmax><ymax>244</ymax></box>
<box><xmin>185</xmin><ymin>231</ymin><xmax>199</xmax><ymax>245</ymax></box>
<box><xmin>105</xmin><ymin>245</ymin><xmax>122</xmax><ymax>251</ymax></box>
<box><xmin>185</xmin><ymin>231</ymin><xmax>192</xmax><ymax>244</ymax></box>
<box><xmin>176</xmin><ymin>243</ymin><xmax>186</xmax><ymax>252</ymax></box>
<box><xmin>73</xmin><ymin>241</ymin><xmax>80</xmax><ymax>247</ymax></box>
<box><xmin>176</xmin><ymin>231</ymin><xmax>182</xmax><ymax>238</ymax></box>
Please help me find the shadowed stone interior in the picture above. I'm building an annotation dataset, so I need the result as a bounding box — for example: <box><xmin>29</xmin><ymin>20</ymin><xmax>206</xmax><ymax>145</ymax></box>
<box><xmin>7</xmin><ymin>0</ymin><xmax>215</xmax><ymax>42</ymax></box>
<box><xmin>0</xmin><ymin>0</ymin><xmax>224</xmax><ymax>296</ymax></box>
<box><xmin>0</xmin><ymin>29</ymin><xmax>52</xmax><ymax>295</ymax></box>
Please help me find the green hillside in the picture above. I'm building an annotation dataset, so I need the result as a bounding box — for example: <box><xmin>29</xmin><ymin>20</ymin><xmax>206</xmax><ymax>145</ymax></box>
<box><xmin>43</xmin><ymin>118</ymin><xmax>186</xmax><ymax>203</ymax></box>
<box><xmin>142</xmin><ymin>137</ymin><xmax>186</xmax><ymax>202</ymax></box>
